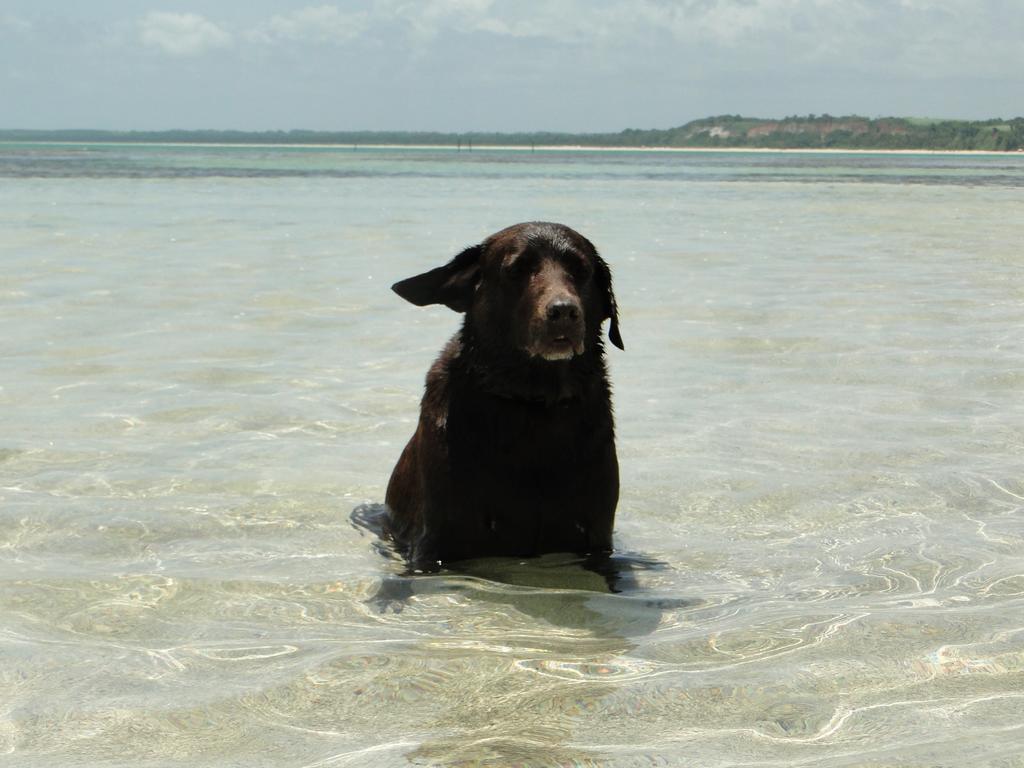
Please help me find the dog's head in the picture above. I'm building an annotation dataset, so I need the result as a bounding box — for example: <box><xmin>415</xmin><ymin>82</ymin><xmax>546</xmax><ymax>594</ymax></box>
<box><xmin>392</xmin><ymin>222</ymin><xmax>623</xmax><ymax>359</ymax></box>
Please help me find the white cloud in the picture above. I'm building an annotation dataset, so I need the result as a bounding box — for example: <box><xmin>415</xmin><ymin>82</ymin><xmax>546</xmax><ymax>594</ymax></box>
<box><xmin>375</xmin><ymin>0</ymin><xmax>500</xmax><ymax>41</ymax></box>
<box><xmin>374</xmin><ymin>0</ymin><xmax>802</xmax><ymax>46</ymax></box>
<box><xmin>129</xmin><ymin>0</ymin><xmax>1021</xmax><ymax>79</ymax></box>
<box><xmin>248</xmin><ymin>5</ymin><xmax>369</xmax><ymax>45</ymax></box>
<box><xmin>0</xmin><ymin>14</ymin><xmax>33</xmax><ymax>33</ymax></box>
<box><xmin>139</xmin><ymin>12</ymin><xmax>232</xmax><ymax>56</ymax></box>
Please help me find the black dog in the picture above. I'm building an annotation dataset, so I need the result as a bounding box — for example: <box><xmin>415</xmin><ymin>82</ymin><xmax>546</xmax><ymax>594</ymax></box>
<box><xmin>385</xmin><ymin>222</ymin><xmax>624</xmax><ymax>571</ymax></box>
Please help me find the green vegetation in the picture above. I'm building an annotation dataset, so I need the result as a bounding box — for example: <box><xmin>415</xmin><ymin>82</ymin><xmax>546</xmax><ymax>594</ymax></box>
<box><xmin>615</xmin><ymin>115</ymin><xmax>1024</xmax><ymax>151</ymax></box>
<box><xmin>2</xmin><ymin>115</ymin><xmax>1023</xmax><ymax>151</ymax></box>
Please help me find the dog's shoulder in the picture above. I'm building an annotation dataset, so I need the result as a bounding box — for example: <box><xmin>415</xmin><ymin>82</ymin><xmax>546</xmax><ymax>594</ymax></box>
<box><xmin>419</xmin><ymin>333</ymin><xmax>463</xmax><ymax>430</ymax></box>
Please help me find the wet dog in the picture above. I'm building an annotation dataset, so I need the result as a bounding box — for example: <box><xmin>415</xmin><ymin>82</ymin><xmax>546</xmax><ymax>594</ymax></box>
<box><xmin>384</xmin><ymin>222</ymin><xmax>624</xmax><ymax>570</ymax></box>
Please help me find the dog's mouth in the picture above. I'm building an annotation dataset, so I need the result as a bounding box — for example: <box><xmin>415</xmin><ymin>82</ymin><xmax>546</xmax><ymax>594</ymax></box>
<box><xmin>534</xmin><ymin>334</ymin><xmax>584</xmax><ymax>361</ymax></box>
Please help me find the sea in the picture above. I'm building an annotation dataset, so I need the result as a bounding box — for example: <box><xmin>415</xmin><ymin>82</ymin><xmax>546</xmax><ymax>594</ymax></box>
<box><xmin>1</xmin><ymin>143</ymin><xmax>1023</xmax><ymax>767</ymax></box>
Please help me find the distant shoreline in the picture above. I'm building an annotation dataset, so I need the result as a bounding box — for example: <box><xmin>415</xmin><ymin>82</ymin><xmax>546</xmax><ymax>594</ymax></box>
<box><xmin>2</xmin><ymin>114</ymin><xmax>1023</xmax><ymax>152</ymax></box>
<box><xmin>2</xmin><ymin>140</ymin><xmax>1020</xmax><ymax>157</ymax></box>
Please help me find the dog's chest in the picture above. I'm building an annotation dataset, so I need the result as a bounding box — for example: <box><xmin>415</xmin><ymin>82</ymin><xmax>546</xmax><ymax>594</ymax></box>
<box><xmin>447</xmin><ymin>391</ymin><xmax>598</xmax><ymax>474</ymax></box>
<box><xmin>442</xmin><ymin>391</ymin><xmax>610</xmax><ymax>555</ymax></box>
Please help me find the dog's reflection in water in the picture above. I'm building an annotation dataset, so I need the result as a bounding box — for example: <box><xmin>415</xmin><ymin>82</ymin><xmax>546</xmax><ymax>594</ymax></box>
<box><xmin>351</xmin><ymin>503</ymin><xmax>696</xmax><ymax>636</ymax></box>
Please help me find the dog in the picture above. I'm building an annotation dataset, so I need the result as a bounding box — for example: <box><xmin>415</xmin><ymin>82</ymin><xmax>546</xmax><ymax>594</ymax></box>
<box><xmin>384</xmin><ymin>222</ymin><xmax>624</xmax><ymax>571</ymax></box>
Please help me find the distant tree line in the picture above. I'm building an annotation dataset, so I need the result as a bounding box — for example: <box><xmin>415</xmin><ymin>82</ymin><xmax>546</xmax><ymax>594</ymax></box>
<box><xmin>2</xmin><ymin>116</ymin><xmax>1023</xmax><ymax>151</ymax></box>
<box><xmin>614</xmin><ymin>115</ymin><xmax>1024</xmax><ymax>151</ymax></box>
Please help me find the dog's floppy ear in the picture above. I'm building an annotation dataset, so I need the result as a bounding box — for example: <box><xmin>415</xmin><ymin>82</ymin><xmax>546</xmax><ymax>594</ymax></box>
<box><xmin>391</xmin><ymin>244</ymin><xmax>483</xmax><ymax>313</ymax></box>
<box><xmin>593</xmin><ymin>253</ymin><xmax>624</xmax><ymax>350</ymax></box>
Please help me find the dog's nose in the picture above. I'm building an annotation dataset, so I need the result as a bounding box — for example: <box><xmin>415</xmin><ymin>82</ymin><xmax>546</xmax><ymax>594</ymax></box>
<box><xmin>546</xmin><ymin>299</ymin><xmax>581</xmax><ymax>323</ymax></box>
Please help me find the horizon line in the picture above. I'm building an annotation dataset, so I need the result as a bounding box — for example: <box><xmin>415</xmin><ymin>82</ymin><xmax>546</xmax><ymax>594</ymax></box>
<box><xmin>3</xmin><ymin>114</ymin><xmax>1024</xmax><ymax>135</ymax></box>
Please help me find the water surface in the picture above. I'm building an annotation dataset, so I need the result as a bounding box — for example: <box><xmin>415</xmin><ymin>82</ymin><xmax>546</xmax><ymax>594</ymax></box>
<box><xmin>2</xmin><ymin>144</ymin><xmax>1023</xmax><ymax>766</ymax></box>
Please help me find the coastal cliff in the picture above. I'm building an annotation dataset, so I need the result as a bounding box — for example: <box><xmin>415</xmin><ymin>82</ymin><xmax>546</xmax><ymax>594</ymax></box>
<box><xmin>656</xmin><ymin>115</ymin><xmax>1023</xmax><ymax>151</ymax></box>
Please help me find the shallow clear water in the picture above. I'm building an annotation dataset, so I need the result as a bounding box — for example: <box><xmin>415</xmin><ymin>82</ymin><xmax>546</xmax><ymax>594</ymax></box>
<box><xmin>2</xmin><ymin>144</ymin><xmax>1023</xmax><ymax>766</ymax></box>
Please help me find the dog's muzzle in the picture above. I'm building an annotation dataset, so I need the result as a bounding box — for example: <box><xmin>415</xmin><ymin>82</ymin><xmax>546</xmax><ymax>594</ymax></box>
<box><xmin>529</xmin><ymin>299</ymin><xmax>585</xmax><ymax>361</ymax></box>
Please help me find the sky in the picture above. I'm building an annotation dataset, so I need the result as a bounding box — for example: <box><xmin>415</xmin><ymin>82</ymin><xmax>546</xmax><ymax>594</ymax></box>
<box><xmin>1</xmin><ymin>1</ymin><xmax>1021</xmax><ymax>132</ymax></box>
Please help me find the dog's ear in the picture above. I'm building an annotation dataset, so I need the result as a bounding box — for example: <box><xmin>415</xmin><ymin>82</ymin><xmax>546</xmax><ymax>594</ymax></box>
<box><xmin>391</xmin><ymin>244</ymin><xmax>483</xmax><ymax>313</ymax></box>
<box><xmin>593</xmin><ymin>253</ymin><xmax>624</xmax><ymax>350</ymax></box>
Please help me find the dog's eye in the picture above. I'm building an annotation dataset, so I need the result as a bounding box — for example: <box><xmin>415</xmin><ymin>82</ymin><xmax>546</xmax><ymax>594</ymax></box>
<box><xmin>569</xmin><ymin>260</ymin><xmax>593</xmax><ymax>283</ymax></box>
<box><xmin>504</xmin><ymin>257</ymin><xmax>534</xmax><ymax>279</ymax></box>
